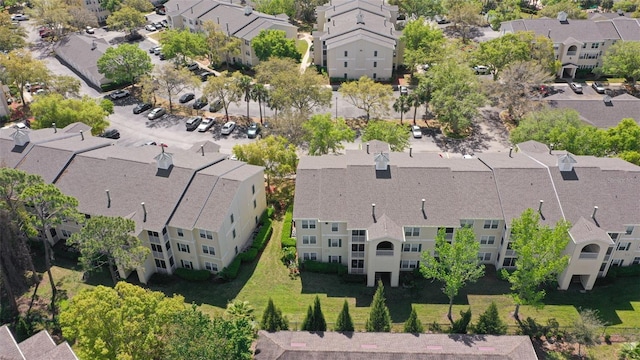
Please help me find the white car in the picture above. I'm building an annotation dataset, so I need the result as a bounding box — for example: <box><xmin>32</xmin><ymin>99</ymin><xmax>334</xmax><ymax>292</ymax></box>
<box><xmin>85</xmin><ymin>26</ymin><xmax>95</xmax><ymax>34</ymax></box>
<box><xmin>411</xmin><ymin>125</ymin><xmax>422</xmax><ymax>138</ymax></box>
<box><xmin>220</xmin><ymin>121</ymin><xmax>236</xmax><ymax>135</ymax></box>
<box><xmin>474</xmin><ymin>65</ymin><xmax>489</xmax><ymax>75</ymax></box>
<box><xmin>197</xmin><ymin>117</ymin><xmax>215</xmax><ymax>132</ymax></box>
<box><xmin>145</xmin><ymin>24</ymin><xmax>157</xmax><ymax>31</ymax></box>
<box><xmin>109</xmin><ymin>89</ymin><xmax>130</xmax><ymax>100</ymax></box>
<box><xmin>11</xmin><ymin>14</ymin><xmax>29</xmax><ymax>21</ymax></box>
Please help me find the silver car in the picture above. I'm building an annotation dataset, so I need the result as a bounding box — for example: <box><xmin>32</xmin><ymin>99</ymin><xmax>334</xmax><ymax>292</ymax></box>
<box><xmin>220</xmin><ymin>121</ymin><xmax>236</xmax><ymax>135</ymax></box>
<box><xmin>148</xmin><ymin>107</ymin><xmax>166</xmax><ymax>120</ymax></box>
<box><xmin>197</xmin><ymin>117</ymin><xmax>215</xmax><ymax>132</ymax></box>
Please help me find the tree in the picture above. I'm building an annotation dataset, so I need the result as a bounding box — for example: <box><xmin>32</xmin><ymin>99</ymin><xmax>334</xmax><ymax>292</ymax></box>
<box><xmin>620</xmin><ymin>342</ymin><xmax>640</xmax><ymax>360</ymax></box>
<box><xmin>451</xmin><ymin>308</ymin><xmax>472</xmax><ymax>334</ymax></box>
<box><xmin>267</xmin><ymin>111</ymin><xmax>307</xmax><ymax>145</ymax></box>
<box><xmin>428</xmin><ymin>60</ymin><xmax>485</xmax><ymax>134</ymax></box>
<box><xmin>28</xmin><ymin>0</ymin><xmax>72</xmax><ymax>38</ymax></box>
<box><xmin>393</xmin><ymin>95</ymin><xmax>411</xmax><ymax>125</ymax></box>
<box><xmin>20</xmin><ymin>183</ymin><xmax>80</xmax><ymax>321</ymax></box>
<box><xmin>232</xmin><ymin>136</ymin><xmax>298</xmax><ymax>197</ymax></box>
<box><xmin>0</xmin><ymin>209</ymin><xmax>35</xmax><ymax>315</ymax></box>
<box><xmin>67</xmin><ymin>6</ymin><xmax>99</xmax><ymax>32</ymax></box>
<box><xmin>155</xmin><ymin>63</ymin><xmax>201</xmax><ymax>111</ymax></box>
<box><xmin>569</xmin><ymin>308</ymin><xmax>606</xmax><ymax>359</ymax></box>
<box><xmin>361</xmin><ymin>120</ymin><xmax>411</xmax><ymax>152</ymax></box>
<box><xmin>339</xmin><ymin>76</ymin><xmax>394</xmax><ymax>121</ymax></box>
<box><xmin>203</xmin><ymin>71</ymin><xmax>241</xmax><ymax>121</ymax></box>
<box><xmin>420</xmin><ymin>227</ymin><xmax>485</xmax><ymax>324</ymax></box>
<box><xmin>252</xmin><ymin>29</ymin><xmax>301</xmax><ymax>62</ymax></box>
<box><xmin>409</xmin><ymin>78</ymin><xmax>433</xmax><ymax>125</ymax></box>
<box><xmin>160</xmin><ymin>29</ymin><xmax>208</xmax><ymax>64</ymax></box>
<box><xmin>334</xmin><ymin>300</ymin><xmax>355</xmax><ymax>332</ymax></box>
<box><xmin>251</xmin><ymin>83</ymin><xmax>269</xmax><ymax>123</ymax></box>
<box><xmin>447</xmin><ymin>0</ymin><xmax>484</xmax><ymax>43</ymax></box>
<box><xmin>201</xmin><ymin>21</ymin><xmax>242</xmax><ymax>69</ymax></box>
<box><xmin>607</xmin><ymin>118</ymin><xmax>640</xmax><ymax>153</ymax></box>
<box><xmin>60</xmin><ymin>282</ymin><xmax>186</xmax><ymax>360</ymax></box>
<box><xmin>311</xmin><ymin>296</ymin><xmax>327</xmax><ymax>331</ymax></box>
<box><xmin>473</xmin><ymin>302</ymin><xmax>507</xmax><ymax>335</ymax></box>
<box><xmin>487</xmin><ymin>0</ymin><xmax>522</xmax><ymax>30</ymax></box>
<box><xmin>365</xmin><ymin>280</ymin><xmax>392</xmax><ymax>332</ymax></box>
<box><xmin>502</xmin><ymin>208</ymin><xmax>571</xmax><ymax>320</ymax></box>
<box><xmin>237</xmin><ymin>74</ymin><xmax>253</xmax><ymax>119</ymax></box>
<box><xmin>98</xmin><ymin>43</ymin><xmax>153</xmax><ymax>87</ymax></box>
<box><xmin>138</xmin><ymin>74</ymin><xmax>160</xmax><ymax>105</ymax></box>
<box><xmin>0</xmin><ymin>49</ymin><xmax>50</xmax><ymax>106</ymax></box>
<box><xmin>303</xmin><ymin>114</ymin><xmax>355</xmax><ymax>155</ymax></box>
<box><xmin>399</xmin><ymin>0</ymin><xmax>444</xmax><ymax>18</ymax></box>
<box><xmin>510</xmin><ymin>108</ymin><xmax>588</xmax><ymax>148</ymax></box>
<box><xmin>0</xmin><ymin>13</ymin><xmax>27</xmax><ymax>52</ymax></box>
<box><xmin>404</xmin><ymin>307</ymin><xmax>424</xmax><ymax>333</ymax></box>
<box><xmin>255</xmin><ymin>0</ymin><xmax>296</xmax><ymax>18</ymax></box>
<box><xmin>225</xmin><ymin>300</ymin><xmax>255</xmax><ymax>322</ymax></box>
<box><xmin>30</xmin><ymin>94</ymin><xmax>110</xmax><ymax>136</ymax></box>
<box><xmin>603</xmin><ymin>41</ymin><xmax>640</xmax><ymax>86</ymax></box>
<box><xmin>260</xmin><ymin>298</ymin><xmax>289</xmax><ymax>331</ymax></box>
<box><xmin>488</xmin><ymin>61</ymin><xmax>554</xmax><ymax>122</ymax></box>
<box><xmin>301</xmin><ymin>305</ymin><xmax>314</xmax><ymax>331</ymax></box>
<box><xmin>106</xmin><ymin>6</ymin><xmax>145</xmax><ymax>35</ymax></box>
<box><xmin>400</xmin><ymin>18</ymin><xmax>446</xmax><ymax>71</ymax></box>
<box><xmin>67</xmin><ymin>216</ymin><xmax>150</xmax><ymax>285</ymax></box>
<box><xmin>47</xmin><ymin>75</ymin><xmax>81</xmax><ymax>98</ymax></box>
<box><xmin>539</xmin><ymin>1</ymin><xmax>587</xmax><ymax>19</ymax></box>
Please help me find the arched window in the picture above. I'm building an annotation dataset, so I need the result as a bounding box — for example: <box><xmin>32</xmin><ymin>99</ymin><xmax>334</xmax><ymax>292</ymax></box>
<box><xmin>579</xmin><ymin>243</ymin><xmax>600</xmax><ymax>259</ymax></box>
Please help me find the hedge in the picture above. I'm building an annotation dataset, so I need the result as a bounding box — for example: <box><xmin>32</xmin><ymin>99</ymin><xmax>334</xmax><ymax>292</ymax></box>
<box><xmin>252</xmin><ymin>218</ymin><xmax>273</xmax><ymax>251</ymax></box>
<box><xmin>239</xmin><ymin>247</ymin><xmax>259</xmax><ymax>263</ymax></box>
<box><xmin>607</xmin><ymin>264</ymin><xmax>640</xmax><ymax>279</ymax></box>
<box><xmin>282</xmin><ymin>237</ymin><xmax>296</xmax><ymax>248</ymax></box>
<box><xmin>175</xmin><ymin>267</ymin><xmax>211</xmax><ymax>282</ymax></box>
<box><xmin>220</xmin><ymin>257</ymin><xmax>242</xmax><ymax>280</ymax></box>
<box><xmin>301</xmin><ymin>260</ymin><xmax>347</xmax><ymax>275</ymax></box>
<box><xmin>281</xmin><ymin>205</ymin><xmax>296</xmax><ymax>248</ymax></box>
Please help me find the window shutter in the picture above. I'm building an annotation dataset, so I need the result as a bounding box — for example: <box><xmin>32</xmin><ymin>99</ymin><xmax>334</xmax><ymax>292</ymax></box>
<box><xmin>339</xmin><ymin>239</ymin><xmax>342</xmax><ymax>247</ymax></box>
<box><xmin>328</xmin><ymin>239</ymin><xmax>331</xmax><ymax>247</ymax></box>
<box><xmin>418</xmin><ymin>244</ymin><xmax>422</xmax><ymax>252</ymax></box>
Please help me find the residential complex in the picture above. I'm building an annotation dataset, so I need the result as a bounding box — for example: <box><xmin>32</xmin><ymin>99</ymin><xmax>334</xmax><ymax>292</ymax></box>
<box><xmin>293</xmin><ymin>140</ymin><xmax>640</xmax><ymax>290</ymax></box>
<box><xmin>501</xmin><ymin>11</ymin><xmax>640</xmax><ymax>78</ymax></box>
<box><xmin>0</xmin><ymin>325</ymin><xmax>78</xmax><ymax>360</ymax></box>
<box><xmin>0</xmin><ymin>124</ymin><xmax>266</xmax><ymax>283</ymax></box>
<box><xmin>164</xmin><ymin>0</ymin><xmax>298</xmax><ymax>67</ymax></box>
<box><xmin>545</xmin><ymin>93</ymin><xmax>640</xmax><ymax>128</ymax></box>
<box><xmin>312</xmin><ymin>0</ymin><xmax>403</xmax><ymax>81</ymax></box>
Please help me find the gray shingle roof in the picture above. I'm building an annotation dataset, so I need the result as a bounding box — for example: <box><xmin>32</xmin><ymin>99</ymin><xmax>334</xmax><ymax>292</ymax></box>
<box><xmin>0</xmin><ymin>325</ymin><xmax>23</xmax><ymax>360</ymax></box>
<box><xmin>254</xmin><ymin>331</ymin><xmax>538</xmax><ymax>360</ymax></box>
<box><xmin>545</xmin><ymin>94</ymin><xmax>640</xmax><ymax>129</ymax></box>
<box><xmin>0</xmin><ymin>325</ymin><xmax>78</xmax><ymax>360</ymax></box>
<box><xmin>54</xmin><ymin>35</ymin><xmax>109</xmax><ymax>88</ymax></box>
<box><xmin>501</xmin><ymin>18</ymin><xmax>620</xmax><ymax>42</ymax></box>
<box><xmin>320</xmin><ymin>6</ymin><xmax>399</xmax><ymax>48</ymax></box>
<box><xmin>569</xmin><ymin>217</ymin><xmax>615</xmax><ymax>244</ymax></box>
<box><xmin>610</xmin><ymin>17</ymin><xmax>640</xmax><ymax>40</ymax></box>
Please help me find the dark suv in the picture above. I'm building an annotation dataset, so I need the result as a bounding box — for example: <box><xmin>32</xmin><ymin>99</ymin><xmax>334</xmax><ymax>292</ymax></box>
<box><xmin>185</xmin><ymin>116</ymin><xmax>202</xmax><ymax>131</ymax></box>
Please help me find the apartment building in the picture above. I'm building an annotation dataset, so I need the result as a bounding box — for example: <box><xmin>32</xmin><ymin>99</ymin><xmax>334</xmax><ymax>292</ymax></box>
<box><xmin>501</xmin><ymin>12</ymin><xmax>640</xmax><ymax>78</ymax></box>
<box><xmin>312</xmin><ymin>0</ymin><xmax>403</xmax><ymax>81</ymax></box>
<box><xmin>164</xmin><ymin>0</ymin><xmax>298</xmax><ymax>67</ymax></box>
<box><xmin>293</xmin><ymin>140</ymin><xmax>640</xmax><ymax>290</ymax></box>
<box><xmin>0</xmin><ymin>125</ymin><xmax>266</xmax><ymax>283</ymax></box>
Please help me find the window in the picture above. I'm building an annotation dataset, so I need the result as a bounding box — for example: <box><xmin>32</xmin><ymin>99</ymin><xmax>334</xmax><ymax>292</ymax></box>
<box><xmin>244</xmin><ymin>40</ymin><xmax>249</xmax><ymax>45</ymax></box>
<box><xmin>252</xmin><ymin>184</ymin><xmax>255</xmax><ymax>194</ymax></box>
<box><xmin>402</xmin><ymin>243</ymin><xmax>422</xmax><ymax>252</ymax></box>
<box><xmin>480</xmin><ymin>236</ymin><xmax>495</xmax><ymax>245</ymax></box>
<box><xmin>177</xmin><ymin>243</ymin><xmax>190</xmax><ymax>253</ymax></box>
<box><xmin>199</xmin><ymin>229</ymin><xmax>213</xmax><ymax>240</ymax></box>
<box><xmin>352</xmin><ymin>230</ymin><xmax>366</xmax><ymax>241</ymax></box>
<box><xmin>609</xmin><ymin>233</ymin><xmax>619</xmax><ymax>240</ymax></box>
<box><xmin>177</xmin><ymin>228</ymin><xmax>184</xmax><ymax>237</ymax></box>
<box><xmin>155</xmin><ymin>259</ymin><xmax>167</xmax><ymax>268</ymax></box>
<box><xmin>632</xmin><ymin>257</ymin><xmax>640</xmax><ymax>265</ymax></box>
<box><xmin>344</xmin><ymin>51</ymin><xmax>348</xmax><ymax>56</ymax></box>
<box><xmin>230</xmin><ymin>214</ymin><xmax>234</xmax><ymax>224</ymax></box>
<box><xmin>374</xmin><ymin>50</ymin><xmax>378</xmax><ymax>57</ymax></box>
<box><xmin>373</xmin><ymin>61</ymin><xmax>377</xmax><ymax>68</ymax></box>
<box><xmin>344</xmin><ymin>73</ymin><xmax>347</xmax><ymax>79</ymax></box>
<box><xmin>328</xmin><ymin>255</ymin><xmax>342</xmax><ymax>263</ymax></box>
<box><xmin>165</xmin><ymin>240</ymin><xmax>171</xmax><ymax>251</ymax></box>
<box><xmin>344</xmin><ymin>61</ymin><xmax>348</xmax><ymax>67</ymax></box>
<box><xmin>181</xmin><ymin>260</ymin><xmax>193</xmax><ymax>269</ymax></box>
<box><xmin>61</xmin><ymin>229</ymin><xmax>72</xmax><ymax>238</ymax></box>
<box><xmin>503</xmin><ymin>257</ymin><xmax>516</xmax><ymax>267</ymax></box>
<box><xmin>328</xmin><ymin>238</ymin><xmax>342</xmax><ymax>247</ymax></box>
<box><xmin>147</xmin><ymin>230</ymin><xmax>160</xmax><ymax>242</ymax></box>
<box><xmin>151</xmin><ymin>244</ymin><xmax>163</xmax><ymax>253</ymax></box>
<box><xmin>253</xmin><ymin>199</ymin><xmax>257</xmax><ymax>208</ymax></box>
<box><xmin>331</xmin><ymin>223</ymin><xmax>339</xmax><ymax>232</ymax></box>
<box><xmin>352</xmin><ymin>244</ymin><xmax>364</xmax><ymax>251</ymax></box>
<box><xmin>302</xmin><ymin>235</ymin><xmax>317</xmax><ymax>245</ymax></box>
<box><xmin>301</xmin><ymin>220</ymin><xmax>316</xmax><ymax>229</ymax></box>
<box><xmin>617</xmin><ymin>242</ymin><xmax>631</xmax><ymax>251</ymax></box>
<box><xmin>611</xmin><ymin>259</ymin><xmax>624</xmax><ymax>267</ymax></box>
<box><xmin>401</xmin><ymin>260</ymin><xmax>419</xmax><ymax>269</ymax></box>
<box><xmin>439</xmin><ymin>227</ymin><xmax>454</xmax><ymax>241</ymax></box>
<box><xmin>484</xmin><ymin>220</ymin><xmax>499</xmax><ymax>229</ymax></box>
<box><xmin>460</xmin><ymin>219</ymin><xmax>474</xmax><ymax>228</ymax></box>
<box><xmin>626</xmin><ymin>226</ymin><xmax>634</xmax><ymax>235</ymax></box>
<box><xmin>169</xmin><ymin>256</ymin><xmax>174</xmax><ymax>267</ymax></box>
<box><xmin>352</xmin><ymin>259</ymin><xmax>364</xmax><ymax>268</ymax></box>
<box><xmin>232</xmin><ymin>229</ymin><xmax>236</xmax><ymax>239</ymax></box>
<box><xmin>404</xmin><ymin>227</ymin><xmax>420</xmax><ymax>237</ymax></box>
<box><xmin>591</xmin><ymin>43</ymin><xmax>599</xmax><ymax>49</ymax></box>
<box><xmin>373</xmin><ymin>73</ymin><xmax>376</xmax><ymax>79</ymax></box>
<box><xmin>255</xmin><ymin>216</ymin><xmax>258</xmax><ymax>224</ymax></box>
<box><xmin>202</xmin><ymin>245</ymin><xmax>215</xmax><ymax>255</ymax></box>
<box><xmin>600</xmin><ymin>262</ymin><xmax>607</xmax><ymax>272</ymax></box>
<box><xmin>205</xmin><ymin>262</ymin><xmax>218</xmax><ymax>272</ymax></box>
<box><xmin>478</xmin><ymin>252</ymin><xmax>491</xmax><ymax>261</ymax></box>
<box><xmin>303</xmin><ymin>252</ymin><xmax>317</xmax><ymax>261</ymax></box>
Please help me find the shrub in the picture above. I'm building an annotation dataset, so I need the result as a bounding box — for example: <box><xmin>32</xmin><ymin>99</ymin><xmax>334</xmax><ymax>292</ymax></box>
<box><xmin>340</xmin><ymin>274</ymin><xmax>365</xmax><ymax>284</ymax></box>
<box><xmin>607</xmin><ymin>264</ymin><xmax>640</xmax><ymax>278</ymax></box>
<box><xmin>239</xmin><ymin>247</ymin><xmax>259</xmax><ymax>263</ymax></box>
<box><xmin>281</xmin><ymin>247</ymin><xmax>296</xmax><ymax>264</ymax></box>
<box><xmin>251</xmin><ymin>219</ymin><xmax>273</xmax><ymax>251</ymax></box>
<box><xmin>281</xmin><ymin>205</ymin><xmax>293</xmax><ymax>238</ymax></box>
<box><xmin>148</xmin><ymin>272</ymin><xmax>177</xmax><ymax>286</ymax></box>
<box><xmin>260</xmin><ymin>207</ymin><xmax>275</xmax><ymax>224</ymax></box>
<box><xmin>428</xmin><ymin>321</ymin><xmax>444</xmax><ymax>333</ymax></box>
<box><xmin>281</xmin><ymin>237</ymin><xmax>296</xmax><ymax>248</ymax></box>
<box><xmin>473</xmin><ymin>302</ymin><xmax>507</xmax><ymax>335</ymax></box>
<box><xmin>451</xmin><ymin>308</ymin><xmax>472</xmax><ymax>334</ymax></box>
<box><xmin>301</xmin><ymin>260</ymin><xmax>347</xmax><ymax>275</ymax></box>
<box><xmin>175</xmin><ymin>268</ymin><xmax>211</xmax><ymax>282</ymax></box>
<box><xmin>220</xmin><ymin>258</ymin><xmax>242</xmax><ymax>280</ymax></box>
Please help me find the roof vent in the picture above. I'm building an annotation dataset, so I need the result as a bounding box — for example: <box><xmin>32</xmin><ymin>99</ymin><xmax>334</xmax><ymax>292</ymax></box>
<box><xmin>154</xmin><ymin>147</ymin><xmax>174</xmax><ymax>170</ymax></box>
<box><xmin>603</xmin><ymin>95</ymin><xmax>612</xmax><ymax>105</ymax></box>
<box><xmin>374</xmin><ymin>152</ymin><xmax>389</xmax><ymax>170</ymax></box>
<box><xmin>557</xmin><ymin>11</ymin><xmax>568</xmax><ymax>23</ymax></box>
<box><xmin>557</xmin><ymin>153</ymin><xmax>577</xmax><ymax>172</ymax></box>
<box><xmin>11</xmin><ymin>128</ymin><xmax>30</xmax><ymax>147</ymax></box>
<box><xmin>356</xmin><ymin>12</ymin><xmax>364</xmax><ymax>24</ymax></box>
<box><xmin>617</xmin><ymin>9</ymin><xmax>624</xmax><ymax>16</ymax></box>
<box><xmin>244</xmin><ymin>5</ymin><xmax>252</xmax><ymax>15</ymax></box>
<box><xmin>91</xmin><ymin>40</ymin><xmax>97</xmax><ymax>50</ymax></box>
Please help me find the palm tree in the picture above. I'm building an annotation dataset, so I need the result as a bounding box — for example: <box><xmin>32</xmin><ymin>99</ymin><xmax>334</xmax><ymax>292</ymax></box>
<box><xmin>393</xmin><ymin>95</ymin><xmax>411</xmax><ymax>125</ymax></box>
<box><xmin>237</xmin><ymin>75</ymin><xmax>253</xmax><ymax>120</ymax></box>
<box><xmin>620</xmin><ymin>342</ymin><xmax>640</xmax><ymax>360</ymax></box>
<box><xmin>410</xmin><ymin>81</ymin><xmax>432</xmax><ymax>125</ymax></box>
<box><xmin>251</xmin><ymin>83</ymin><xmax>269</xmax><ymax>124</ymax></box>
<box><xmin>225</xmin><ymin>300</ymin><xmax>255</xmax><ymax>321</ymax></box>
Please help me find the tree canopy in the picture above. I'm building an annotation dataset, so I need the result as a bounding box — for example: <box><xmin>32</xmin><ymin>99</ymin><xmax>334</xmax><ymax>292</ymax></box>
<box><xmin>0</xmin><ymin>49</ymin><xmax>50</xmax><ymax>105</ymax></box>
<box><xmin>160</xmin><ymin>29</ymin><xmax>208</xmax><ymax>64</ymax></box>
<box><xmin>400</xmin><ymin>18</ymin><xmax>445</xmax><ymax>70</ymax></box>
<box><xmin>30</xmin><ymin>94</ymin><xmax>110</xmax><ymax>136</ymax></box>
<box><xmin>303</xmin><ymin>114</ymin><xmax>355</xmax><ymax>155</ymax></box>
<box><xmin>203</xmin><ymin>71</ymin><xmax>241</xmax><ymax>120</ymax></box>
<box><xmin>334</xmin><ymin>300</ymin><xmax>355</xmax><ymax>332</ymax></box>
<box><xmin>602</xmin><ymin>41</ymin><xmax>640</xmax><ymax>85</ymax></box>
<box><xmin>365</xmin><ymin>280</ymin><xmax>391</xmax><ymax>332</ymax></box>
<box><xmin>361</xmin><ymin>120</ymin><xmax>411</xmax><ymax>152</ymax></box>
<box><xmin>260</xmin><ymin>298</ymin><xmax>289</xmax><ymax>331</ymax></box>
<box><xmin>0</xmin><ymin>13</ymin><xmax>27</xmax><ymax>52</ymax></box>
<box><xmin>473</xmin><ymin>302</ymin><xmax>507</xmax><ymax>335</ymax></box>
<box><xmin>339</xmin><ymin>76</ymin><xmax>394</xmax><ymax>121</ymax></box>
<box><xmin>98</xmin><ymin>43</ymin><xmax>153</xmax><ymax>86</ymax></box>
<box><xmin>252</xmin><ymin>29</ymin><xmax>301</xmax><ymax>62</ymax></box>
<box><xmin>403</xmin><ymin>307</ymin><xmax>424</xmax><ymax>333</ymax></box>
<box><xmin>106</xmin><ymin>6</ymin><xmax>145</xmax><ymax>34</ymax></box>
<box><xmin>155</xmin><ymin>63</ymin><xmax>201</xmax><ymax>111</ymax></box>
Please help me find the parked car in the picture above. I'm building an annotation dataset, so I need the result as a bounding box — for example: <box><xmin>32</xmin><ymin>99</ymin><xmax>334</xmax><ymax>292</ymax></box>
<box><xmin>109</xmin><ymin>89</ymin><xmax>130</xmax><ymax>100</ymax></box>
<box><xmin>99</xmin><ymin>129</ymin><xmax>120</xmax><ymax>139</ymax></box>
<box><xmin>159</xmin><ymin>53</ymin><xmax>167</xmax><ymax>60</ymax></box>
<box><xmin>145</xmin><ymin>24</ymin><xmax>157</xmax><ymax>31</ymax></box>
<box><xmin>85</xmin><ymin>26</ymin><xmax>95</xmax><ymax>34</ymax></box>
<box><xmin>150</xmin><ymin>46</ymin><xmax>161</xmax><ymax>54</ymax></box>
<box><xmin>434</xmin><ymin>15</ymin><xmax>449</xmax><ymax>24</ymax></box>
<box><xmin>39</xmin><ymin>27</ymin><xmax>53</xmax><ymax>38</ymax></box>
<box><xmin>411</xmin><ymin>125</ymin><xmax>422</xmax><ymax>138</ymax></box>
<box><xmin>209</xmin><ymin>99</ymin><xmax>223</xmax><ymax>112</ymax></box>
<box><xmin>193</xmin><ymin>97</ymin><xmax>208</xmax><ymax>109</ymax></box>
<box><xmin>473</xmin><ymin>65</ymin><xmax>490</xmax><ymax>75</ymax></box>
<box><xmin>220</xmin><ymin>121</ymin><xmax>236</xmax><ymax>135</ymax></box>
<box><xmin>199</xmin><ymin>71</ymin><xmax>215</xmax><ymax>81</ymax></box>
<box><xmin>133</xmin><ymin>102</ymin><xmax>153</xmax><ymax>114</ymax></box>
<box><xmin>569</xmin><ymin>82</ymin><xmax>583</xmax><ymax>94</ymax></box>
<box><xmin>11</xmin><ymin>14</ymin><xmax>29</xmax><ymax>21</ymax></box>
<box><xmin>197</xmin><ymin>117</ymin><xmax>215</xmax><ymax>132</ymax></box>
<box><xmin>148</xmin><ymin>107</ymin><xmax>166</xmax><ymax>120</ymax></box>
<box><xmin>399</xmin><ymin>86</ymin><xmax>408</xmax><ymax>96</ymax></box>
<box><xmin>247</xmin><ymin>122</ymin><xmax>261</xmax><ymax>138</ymax></box>
<box><xmin>185</xmin><ymin>62</ymin><xmax>199</xmax><ymax>72</ymax></box>
<box><xmin>185</xmin><ymin>116</ymin><xmax>203</xmax><ymax>131</ymax></box>
<box><xmin>179</xmin><ymin>93</ymin><xmax>195</xmax><ymax>103</ymax></box>
<box><xmin>155</xmin><ymin>6</ymin><xmax>166</xmax><ymax>15</ymax></box>
<box><xmin>153</xmin><ymin>22</ymin><xmax>163</xmax><ymax>29</ymax></box>
<box><xmin>592</xmin><ymin>81</ymin><xmax>606</xmax><ymax>94</ymax></box>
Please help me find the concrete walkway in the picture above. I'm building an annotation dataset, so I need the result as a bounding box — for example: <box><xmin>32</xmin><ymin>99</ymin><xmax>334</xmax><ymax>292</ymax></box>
<box><xmin>298</xmin><ymin>32</ymin><xmax>313</xmax><ymax>73</ymax></box>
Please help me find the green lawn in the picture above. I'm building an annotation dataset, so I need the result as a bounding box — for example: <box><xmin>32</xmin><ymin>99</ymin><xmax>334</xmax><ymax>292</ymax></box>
<box><xmin>296</xmin><ymin>39</ymin><xmax>309</xmax><ymax>61</ymax></box>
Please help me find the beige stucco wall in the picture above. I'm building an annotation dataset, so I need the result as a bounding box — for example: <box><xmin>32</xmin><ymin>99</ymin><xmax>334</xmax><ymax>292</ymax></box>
<box><xmin>326</xmin><ymin>40</ymin><xmax>395</xmax><ymax>81</ymax></box>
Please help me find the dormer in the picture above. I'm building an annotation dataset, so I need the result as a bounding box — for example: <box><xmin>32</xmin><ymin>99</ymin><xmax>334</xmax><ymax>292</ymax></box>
<box><xmin>11</xmin><ymin>128</ymin><xmax>30</xmax><ymax>147</ymax></box>
<box><xmin>154</xmin><ymin>148</ymin><xmax>173</xmax><ymax>170</ymax></box>
<box><xmin>374</xmin><ymin>152</ymin><xmax>389</xmax><ymax>170</ymax></box>
<box><xmin>558</xmin><ymin>153</ymin><xmax>577</xmax><ymax>172</ymax></box>
<box><xmin>557</xmin><ymin>11</ymin><xmax>568</xmax><ymax>23</ymax></box>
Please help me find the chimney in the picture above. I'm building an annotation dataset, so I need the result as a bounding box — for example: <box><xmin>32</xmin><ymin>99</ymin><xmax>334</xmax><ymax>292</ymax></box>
<box><xmin>592</xmin><ymin>206</ymin><xmax>598</xmax><ymax>219</ymax></box>
<box><xmin>53</xmin><ymin>122</ymin><xmax>57</xmax><ymax>133</ymax></box>
<box><xmin>141</xmin><ymin>202</ymin><xmax>147</xmax><ymax>222</ymax></box>
<box><xmin>106</xmin><ymin>189</ymin><xmax>111</xmax><ymax>208</ymax></box>
<box><xmin>538</xmin><ymin>200</ymin><xmax>544</xmax><ymax>213</ymax></box>
<box><xmin>200</xmin><ymin>144</ymin><xmax>205</xmax><ymax>156</ymax></box>
<box><xmin>372</xmin><ymin>203</ymin><xmax>376</xmax><ymax>222</ymax></box>
<box><xmin>409</xmin><ymin>147</ymin><xmax>412</xmax><ymax>157</ymax></box>
<box><xmin>509</xmin><ymin>146</ymin><xmax>513</xmax><ymax>158</ymax></box>
<box><xmin>80</xmin><ymin>130</ymin><xmax>84</xmax><ymax>141</ymax></box>
<box><xmin>366</xmin><ymin>143</ymin><xmax>370</xmax><ymax>154</ymax></box>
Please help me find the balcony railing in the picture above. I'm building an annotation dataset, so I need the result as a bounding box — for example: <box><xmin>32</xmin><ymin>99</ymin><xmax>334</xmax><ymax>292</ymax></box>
<box><xmin>149</xmin><ymin>236</ymin><xmax>161</xmax><ymax>245</ymax></box>
<box><xmin>567</xmin><ymin>51</ymin><xmax>577</xmax><ymax>56</ymax></box>
<box><xmin>506</xmin><ymin>249</ymin><xmax>516</xmax><ymax>257</ymax></box>
<box><xmin>352</xmin><ymin>237</ymin><xmax>365</xmax><ymax>243</ymax></box>
<box><xmin>351</xmin><ymin>251</ymin><xmax>365</xmax><ymax>258</ymax></box>
<box><xmin>376</xmin><ymin>250</ymin><xmax>394</xmax><ymax>256</ymax></box>
<box><xmin>579</xmin><ymin>253</ymin><xmax>598</xmax><ymax>259</ymax></box>
<box><xmin>156</xmin><ymin>268</ymin><xmax>168</xmax><ymax>274</ymax></box>
<box><xmin>351</xmin><ymin>268</ymin><xmax>365</xmax><ymax>274</ymax></box>
<box><xmin>152</xmin><ymin>250</ymin><xmax>164</xmax><ymax>259</ymax></box>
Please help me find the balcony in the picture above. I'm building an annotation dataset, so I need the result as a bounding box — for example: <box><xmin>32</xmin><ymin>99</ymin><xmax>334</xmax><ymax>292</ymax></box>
<box><xmin>351</xmin><ymin>251</ymin><xmax>365</xmax><ymax>258</ymax></box>
<box><xmin>376</xmin><ymin>250</ymin><xmax>394</xmax><ymax>256</ymax></box>
<box><xmin>579</xmin><ymin>253</ymin><xmax>598</xmax><ymax>259</ymax></box>
<box><xmin>351</xmin><ymin>268</ymin><xmax>365</xmax><ymax>274</ymax></box>
<box><xmin>352</xmin><ymin>237</ymin><xmax>365</xmax><ymax>243</ymax></box>
<box><xmin>152</xmin><ymin>250</ymin><xmax>164</xmax><ymax>259</ymax></box>
<box><xmin>506</xmin><ymin>249</ymin><xmax>516</xmax><ymax>257</ymax></box>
